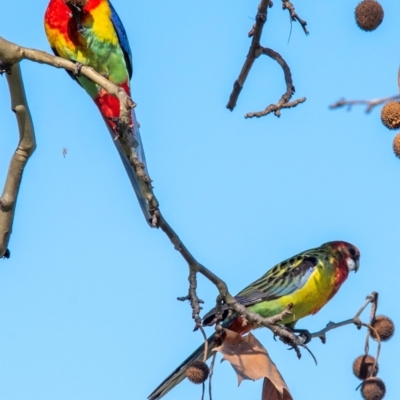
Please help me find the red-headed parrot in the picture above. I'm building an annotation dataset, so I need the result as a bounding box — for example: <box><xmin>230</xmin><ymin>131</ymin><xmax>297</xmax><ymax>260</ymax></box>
<box><xmin>45</xmin><ymin>0</ymin><xmax>152</xmax><ymax>223</ymax></box>
<box><xmin>148</xmin><ymin>240</ymin><xmax>360</xmax><ymax>400</ymax></box>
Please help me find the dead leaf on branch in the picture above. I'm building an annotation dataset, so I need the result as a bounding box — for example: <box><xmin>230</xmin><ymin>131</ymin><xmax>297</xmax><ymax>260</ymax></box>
<box><xmin>213</xmin><ymin>329</ymin><xmax>293</xmax><ymax>400</ymax></box>
<box><xmin>262</xmin><ymin>377</ymin><xmax>293</xmax><ymax>400</ymax></box>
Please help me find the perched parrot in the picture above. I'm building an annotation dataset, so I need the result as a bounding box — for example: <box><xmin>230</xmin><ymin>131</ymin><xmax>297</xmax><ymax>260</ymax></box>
<box><xmin>148</xmin><ymin>240</ymin><xmax>360</xmax><ymax>400</ymax></box>
<box><xmin>44</xmin><ymin>0</ymin><xmax>152</xmax><ymax>223</ymax></box>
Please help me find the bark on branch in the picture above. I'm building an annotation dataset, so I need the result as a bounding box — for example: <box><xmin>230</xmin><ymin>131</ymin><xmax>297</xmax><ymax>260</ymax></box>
<box><xmin>0</xmin><ymin>63</ymin><xmax>36</xmax><ymax>258</ymax></box>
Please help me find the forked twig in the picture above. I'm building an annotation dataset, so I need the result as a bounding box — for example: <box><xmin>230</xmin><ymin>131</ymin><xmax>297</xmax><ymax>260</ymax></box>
<box><xmin>227</xmin><ymin>0</ymin><xmax>307</xmax><ymax>117</ymax></box>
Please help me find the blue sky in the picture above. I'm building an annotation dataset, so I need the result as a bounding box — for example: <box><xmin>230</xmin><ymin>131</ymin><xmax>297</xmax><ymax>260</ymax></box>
<box><xmin>0</xmin><ymin>1</ymin><xmax>398</xmax><ymax>399</ymax></box>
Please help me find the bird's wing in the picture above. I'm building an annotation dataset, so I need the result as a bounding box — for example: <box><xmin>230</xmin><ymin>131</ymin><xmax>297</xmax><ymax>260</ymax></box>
<box><xmin>202</xmin><ymin>255</ymin><xmax>319</xmax><ymax>325</ymax></box>
<box><xmin>109</xmin><ymin>0</ymin><xmax>133</xmax><ymax>79</ymax></box>
<box><xmin>237</xmin><ymin>255</ymin><xmax>318</xmax><ymax>302</ymax></box>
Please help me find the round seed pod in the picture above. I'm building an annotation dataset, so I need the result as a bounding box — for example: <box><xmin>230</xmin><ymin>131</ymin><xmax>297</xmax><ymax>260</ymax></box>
<box><xmin>355</xmin><ymin>0</ymin><xmax>384</xmax><ymax>31</ymax></box>
<box><xmin>370</xmin><ymin>315</ymin><xmax>395</xmax><ymax>342</ymax></box>
<box><xmin>185</xmin><ymin>360</ymin><xmax>209</xmax><ymax>384</ymax></box>
<box><xmin>361</xmin><ymin>377</ymin><xmax>386</xmax><ymax>400</ymax></box>
<box><xmin>381</xmin><ymin>102</ymin><xmax>400</xmax><ymax>130</ymax></box>
<box><xmin>353</xmin><ymin>355</ymin><xmax>378</xmax><ymax>380</ymax></box>
<box><xmin>393</xmin><ymin>133</ymin><xmax>400</xmax><ymax>158</ymax></box>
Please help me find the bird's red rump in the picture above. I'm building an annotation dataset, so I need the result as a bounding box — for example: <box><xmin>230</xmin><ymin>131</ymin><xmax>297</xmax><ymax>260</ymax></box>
<box><xmin>226</xmin><ymin>316</ymin><xmax>254</xmax><ymax>336</ymax></box>
<box><xmin>94</xmin><ymin>81</ymin><xmax>131</xmax><ymax>134</ymax></box>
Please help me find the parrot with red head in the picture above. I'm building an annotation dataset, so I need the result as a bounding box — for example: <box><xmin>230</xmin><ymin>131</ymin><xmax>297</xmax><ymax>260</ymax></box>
<box><xmin>44</xmin><ymin>0</ymin><xmax>152</xmax><ymax>223</ymax></box>
<box><xmin>148</xmin><ymin>240</ymin><xmax>360</xmax><ymax>400</ymax></box>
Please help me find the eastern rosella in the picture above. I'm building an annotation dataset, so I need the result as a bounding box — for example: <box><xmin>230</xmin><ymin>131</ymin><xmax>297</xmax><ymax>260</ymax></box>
<box><xmin>44</xmin><ymin>0</ymin><xmax>151</xmax><ymax>223</ymax></box>
<box><xmin>148</xmin><ymin>241</ymin><xmax>360</xmax><ymax>400</ymax></box>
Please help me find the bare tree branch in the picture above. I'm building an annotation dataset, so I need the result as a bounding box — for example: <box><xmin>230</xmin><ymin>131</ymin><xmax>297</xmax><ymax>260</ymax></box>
<box><xmin>0</xmin><ymin>36</ymin><xmax>301</xmax><ymax>345</ymax></box>
<box><xmin>0</xmin><ymin>63</ymin><xmax>36</xmax><ymax>258</ymax></box>
<box><xmin>2</xmin><ymin>36</ymin><xmax>375</xmax><ymax>356</ymax></box>
<box><xmin>227</xmin><ymin>0</ymin><xmax>272</xmax><ymax>112</ymax></box>
<box><xmin>226</xmin><ymin>0</ymin><xmax>306</xmax><ymax>117</ymax></box>
<box><xmin>282</xmin><ymin>0</ymin><xmax>309</xmax><ymax>35</ymax></box>
<box><xmin>329</xmin><ymin>96</ymin><xmax>400</xmax><ymax>113</ymax></box>
<box><xmin>0</xmin><ymin>36</ymin><xmax>159</xmax><ymax>227</ymax></box>
<box><xmin>310</xmin><ymin>292</ymin><xmax>378</xmax><ymax>342</ymax></box>
<box><xmin>245</xmin><ymin>47</ymin><xmax>306</xmax><ymax>118</ymax></box>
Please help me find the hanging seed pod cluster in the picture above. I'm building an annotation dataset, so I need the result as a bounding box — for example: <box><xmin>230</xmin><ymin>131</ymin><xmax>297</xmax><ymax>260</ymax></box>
<box><xmin>380</xmin><ymin>102</ymin><xmax>400</xmax><ymax>158</ymax></box>
<box><xmin>352</xmin><ymin>295</ymin><xmax>395</xmax><ymax>400</ymax></box>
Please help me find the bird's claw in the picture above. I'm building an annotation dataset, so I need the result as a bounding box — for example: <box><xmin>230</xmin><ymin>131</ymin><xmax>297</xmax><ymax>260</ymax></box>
<box><xmin>290</xmin><ymin>328</ymin><xmax>312</xmax><ymax>345</ymax></box>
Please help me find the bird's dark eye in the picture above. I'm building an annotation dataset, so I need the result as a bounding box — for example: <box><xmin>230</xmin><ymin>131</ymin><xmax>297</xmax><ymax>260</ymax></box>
<box><xmin>348</xmin><ymin>247</ymin><xmax>356</xmax><ymax>257</ymax></box>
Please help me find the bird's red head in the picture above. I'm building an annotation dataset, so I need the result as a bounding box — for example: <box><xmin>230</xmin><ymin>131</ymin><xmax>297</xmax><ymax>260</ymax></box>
<box><xmin>324</xmin><ymin>240</ymin><xmax>360</xmax><ymax>273</ymax></box>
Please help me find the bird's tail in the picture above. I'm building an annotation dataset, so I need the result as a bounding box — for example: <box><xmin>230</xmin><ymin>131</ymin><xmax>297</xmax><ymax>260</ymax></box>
<box><xmin>148</xmin><ymin>333</ymin><xmax>217</xmax><ymax>400</ymax></box>
<box><xmin>103</xmin><ymin>107</ymin><xmax>153</xmax><ymax>225</ymax></box>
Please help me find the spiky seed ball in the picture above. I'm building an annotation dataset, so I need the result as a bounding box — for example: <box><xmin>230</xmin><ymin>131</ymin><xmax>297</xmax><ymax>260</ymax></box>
<box><xmin>393</xmin><ymin>134</ymin><xmax>400</xmax><ymax>158</ymax></box>
<box><xmin>355</xmin><ymin>0</ymin><xmax>384</xmax><ymax>31</ymax></box>
<box><xmin>381</xmin><ymin>102</ymin><xmax>400</xmax><ymax>130</ymax></box>
<box><xmin>361</xmin><ymin>377</ymin><xmax>386</xmax><ymax>400</ymax></box>
<box><xmin>370</xmin><ymin>315</ymin><xmax>395</xmax><ymax>342</ymax></box>
<box><xmin>185</xmin><ymin>360</ymin><xmax>209</xmax><ymax>384</ymax></box>
<box><xmin>353</xmin><ymin>355</ymin><xmax>379</xmax><ymax>380</ymax></box>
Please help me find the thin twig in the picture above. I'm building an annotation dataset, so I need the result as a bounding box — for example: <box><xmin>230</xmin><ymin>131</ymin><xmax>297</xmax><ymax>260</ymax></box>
<box><xmin>227</xmin><ymin>0</ymin><xmax>272</xmax><ymax>111</ymax></box>
<box><xmin>310</xmin><ymin>292</ymin><xmax>377</xmax><ymax>341</ymax></box>
<box><xmin>244</xmin><ymin>47</ymin><xmax>305</xmax><ymax>118</ymax></box>
<box><xmin>208</xmin><ymin>352</ymin><xmax>217</xmax><ymax>400</ymax></box>
<box><xmin>199</xmin><ymin>326</ymin><xmax>209</xmax><ymax>363</ymax></box>
<box><xmin>370</xmin><ymin>292</ymin><xmax>378</xmax><ymax>320</ymax></box>
<box><xmin>227</xmin><ymin>0</ymin><xmax>306</xmax><ymax>117</ymax></box>
<box><xmin>363</xmin><ymin>322</ymin><xmax>381</xmax><ymax>378</ymax></box>
<box><xmin>282</xmin><ymin>1</ymin><xmax>309</xmax><ymax>35</ymax></box>
<box><xmin>329</xmin><ymin>96</ymin><xmax>400</xmax><ymax>113</ymax></box>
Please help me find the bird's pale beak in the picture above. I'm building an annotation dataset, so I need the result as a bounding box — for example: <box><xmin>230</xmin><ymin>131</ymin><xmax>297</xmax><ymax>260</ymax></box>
<box><xmin>346</xmin><ymin>257</ymin><xmax>359</xmax><ymax>272</ymax></box>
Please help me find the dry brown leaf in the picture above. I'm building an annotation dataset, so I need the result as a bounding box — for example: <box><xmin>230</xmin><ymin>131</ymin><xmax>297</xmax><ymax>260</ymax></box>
<box><xmin>262</xmin><ymin>378</ymin><xmax>293</xmax><ymax>400</ymax></box>
<box><xmin>213</xmin><ymin>329</ymin><xmax>293</xmax><ymax>400</ymax></box>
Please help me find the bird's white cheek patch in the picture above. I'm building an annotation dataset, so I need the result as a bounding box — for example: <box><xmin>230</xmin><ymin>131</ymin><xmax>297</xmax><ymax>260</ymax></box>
<box><xmin>346</xmin><ymin>258</ymin><xmax>357</xmax><ymax>271</ymax></box>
